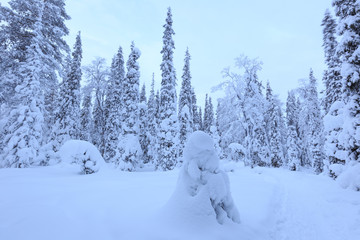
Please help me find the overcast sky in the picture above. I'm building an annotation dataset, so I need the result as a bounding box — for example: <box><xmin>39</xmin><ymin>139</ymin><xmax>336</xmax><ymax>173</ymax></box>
<box><xmin>3</xmin><ymin>0</ymin><xmax>332</xmax><ymax>105</ymax></box>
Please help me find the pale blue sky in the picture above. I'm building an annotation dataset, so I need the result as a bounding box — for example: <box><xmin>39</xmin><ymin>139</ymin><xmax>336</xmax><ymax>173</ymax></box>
<box><xmin>2</xmin><ymin>0</ymin><xmax>332</xmax><ymax>104</ymax></box>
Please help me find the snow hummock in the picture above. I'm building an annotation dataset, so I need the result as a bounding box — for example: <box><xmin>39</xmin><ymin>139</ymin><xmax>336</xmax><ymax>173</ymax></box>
<box><xmin>59</xmin><ymin>140</ymin><xmax>105</xmax><ymax>174</ymax></box>
<box><xmin>164</xmin><ymin>131</ymin><xmax>240</xmax><ymax>225</ymax></box>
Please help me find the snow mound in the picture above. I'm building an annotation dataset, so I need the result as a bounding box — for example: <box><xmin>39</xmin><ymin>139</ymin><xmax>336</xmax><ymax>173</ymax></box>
<box><xmin>59</xmin><ymin>140</ymin><xmax>105</xmax><ymax>174</ymax></box>
<box><xmin>165</xmin><ymin>131</ymin><xmax>240</xmax><ymax>225</ymax></box>
<box><xmin>336</xmin><ymin>161</ymin><xmax>360</xmax><ymax>191</ymax></box>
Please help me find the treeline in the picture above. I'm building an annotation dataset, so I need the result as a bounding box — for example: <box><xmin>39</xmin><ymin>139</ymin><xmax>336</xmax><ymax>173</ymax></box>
<box><xmin>0</xmin><ymin>0</ymin><xmax>359</xmax><ymax>179</ymax></box>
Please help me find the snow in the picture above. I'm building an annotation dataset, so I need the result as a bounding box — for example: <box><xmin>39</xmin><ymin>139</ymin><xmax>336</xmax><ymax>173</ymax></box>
<box><xmin>59</xmin><ymin>140</ymin><xmax>106</xmax><ymax>174</ymax></box>
<box><xmin>0</xmin><ymin>163</ymin><xmax>359</xmax><ymax>240</ymax></box>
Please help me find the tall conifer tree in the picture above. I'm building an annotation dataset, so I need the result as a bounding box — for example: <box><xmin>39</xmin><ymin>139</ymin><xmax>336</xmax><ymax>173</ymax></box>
<box><xmin>178</xmin><ymin>48</ymin><xmax>194</xmax><ymax>158</ymax></box>
<box><xmin>158</xmin><ymin>8</ymin><xmax>178</xmax><ymax>170</ymax></box>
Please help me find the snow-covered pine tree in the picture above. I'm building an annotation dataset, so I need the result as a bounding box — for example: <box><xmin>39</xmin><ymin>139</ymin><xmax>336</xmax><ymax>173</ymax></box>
<box><xmin>118</xmin><ymin>42</ymin><xmax>142</xmax><ymax>171</ymax></box>
<box><xmin>147</xmin><ymin>74</ymin><xmax>159</xmax><ymax>165</ymax></box>
<box><xmin>2</xmin><ymin>1</ymin><xmax>45</xmax><ymax>167</ymax></box>
<box><xmin>178</xmin><ymin>48</ymin><xmax>194</xmax><ymax>158</ymax></box>
<box><xmin>286</xmin><ymin>91</ymin><xmax>301</xmax><ymax>171</ymax></box>
<box><xmin>51</xmin><ymin>32</ymin><xmax>82</xmax><ymax>153</ymax></box>
<box><xmin>333</xmin><ymin>0</ymin><xmax>360</xmax><ymax>164</ymax></box>
<box><xmin>139</xmin><ymin>83</ymin><xmax>150</xmax><ymax>164</ymax></box>
<box><xmin>157</xmin><ymin>8</ymin><xmax>179</xmax><ymax>170</ymax></box>
<box><xmin>266</xmin><ymin>82</ymin><xmax>284</xmax><ymax>168</ymax></box>
<box><xmin>103</xmin><ymin>46</ymin><xmax>125</xmax><ymax>163</ymax></box>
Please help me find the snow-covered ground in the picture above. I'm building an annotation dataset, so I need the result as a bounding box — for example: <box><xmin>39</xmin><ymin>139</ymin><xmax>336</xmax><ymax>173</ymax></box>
<box><xmin>0</xmin><ymin>163</ymin><xmax>359</xmax><ymax>240</ymax></box>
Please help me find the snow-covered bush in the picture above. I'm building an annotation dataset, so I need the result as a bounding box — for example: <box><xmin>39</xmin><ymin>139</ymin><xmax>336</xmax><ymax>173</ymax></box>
<box><xmin>228</xmin><ymin>142</ymin><xmax>246</xmax><ymax>162</ymax></box>
<box><xmin>168</xmin><ymin>131</ymin><xmax>240</xmax><ymax>224</ymax></box>
<box><xmin>336</xmin><ymin>161</ymin><xmax>360</xmax><ymax>191</ymax></box>
<box><xmin>59</xmin><ymin>140</ymin><xmax>105</xmax><ymax>174</ymax></box>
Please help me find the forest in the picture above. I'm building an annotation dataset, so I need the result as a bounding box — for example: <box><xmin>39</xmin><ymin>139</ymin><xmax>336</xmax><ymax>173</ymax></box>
<box><xmin>0</xmin><ymin>1</ymin><xmax>359</xmax><ymax>239</ymax></box>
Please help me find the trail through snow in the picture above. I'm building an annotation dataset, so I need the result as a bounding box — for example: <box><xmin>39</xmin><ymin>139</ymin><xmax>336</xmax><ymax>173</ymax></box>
<box><xmin>0</xmin><ymin>163</ymin><xmax>359</xmax><ymax>240</ymax></box>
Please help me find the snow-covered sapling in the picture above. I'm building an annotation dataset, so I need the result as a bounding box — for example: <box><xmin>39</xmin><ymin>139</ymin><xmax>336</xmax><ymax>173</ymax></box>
<box><xmin>175</xmin><ymin>131</ymin><xmax>240</xmax><ymax>224</ymax></box>
<box><xmin>59</xmin><ymin>140</ymin><xmax>105</xmax><ymax>174</ymax></box>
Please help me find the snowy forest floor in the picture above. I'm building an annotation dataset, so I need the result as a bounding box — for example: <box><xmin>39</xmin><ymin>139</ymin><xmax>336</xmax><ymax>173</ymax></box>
<box><xmin>0</xmin><ymin>162</ymin><xmax>359</xmax><ymax>240</ymax></box>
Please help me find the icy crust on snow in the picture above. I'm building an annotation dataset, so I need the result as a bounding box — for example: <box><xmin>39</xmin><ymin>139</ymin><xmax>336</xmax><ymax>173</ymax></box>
<box><xmin>166</xmin><ymin>131</ymin><xmax>240</xmax><ymax>224</ymax></box>
<box><xmin>59</xmin><ymin>140</ymin><xmax>105</xmax><ymax>174</ymax></box>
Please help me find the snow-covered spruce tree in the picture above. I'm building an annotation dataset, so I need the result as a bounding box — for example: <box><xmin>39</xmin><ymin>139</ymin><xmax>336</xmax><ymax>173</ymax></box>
<box><xmin>155</xmin><ymin>89</ymin><xmax>161</xmax><ymax>124</ymax></box>
<box><xmin>157</xmin><ymin>8</ymin><xmax>179</xmax><ymax>170</ymax></box>
<box><xmin>139</xmin><ymin>83</ymin><xmax>150</xmax><ymax>164</ymax></box>
<box><xmin>210</xmin><ymin>125</ymin><xmax>223</xmax><ymax>159</ymax></box>
<box><xmin>83</xmin><ymin>57</ymin><xmax>108</xmax><ymax>156</ymax></box>
<box><xmin>191</xmin><ymin>88</ymin><xmax>201</xmax><ymax>131</ymax></box>
<box><xmin>203</xmin><ymin>95</ymin><xmax>215</xmax><ymax>134</ymax></box>
<box><xmin>178</xmin><ymin>48</ymin><xmax>194</xmax><ymax>159</ymax></box>
<box><xmin>266</xmin><ymin>82</ymin><xmax>284</xmax><ymax>168</ymax></box>
<box><xmin>147</xmin><ymin>74</ymin><xmax>159</xmax><ymax>165</ymax></box>
<box><xmin>79</xmin><ymin>86</ymin><xmax>93</xmax><ymax>142</ymax></box>
<box><xmin>298</xmin><ymin>70</ymin><xmax>325</xmax><ymax>173</ymax></box>
<box><xmin>322</xmin><ymin>9</ymin><xmax>342</xmax><ymax>114</ymax></box>
<box><xmin>286</xmin><ymin>91</ymin><xmax>301</xmax><ymax>171</ymax></box>
<box><xmin>333</xmin><ymin>0</ymin><xmax>360</xmax><ymax>165</ymax></box>
<box><xmin>51</xmin><ymin>32</ymin><xmax>82</xmax><ymax>153</ymax></box>
<box><xmin>203</xmin><ymin>94</ymin><xmax>209</xmax><ymax>132</ymax></box>
<box><xmin>2</xmin><ymin>1</ymin><xmax>45</xmax><ymax>167</ymax></box>
<box><xmin>0</xmin><ymin>0</ymin><xmax>70</xmax><ymax>156</ymax></box>
<box><xmin>118</xmin><ymin>42</ymin><xmax>142</xmax><ymax>171</ymax></box>
<box><xmin>321</xmin><ymin>9</ymin><xmax>345</xmax><ymax>176</ymax></box>
<box><xmin>41</xmin><ymin>0</ymin><xmax>70</xmax><ymax>141</ymax></box>
<box><xmin>103</xmin><ymin>46</ymin><xmax>125</xmax><ymax>163</ymax></box>
<box><xmin>198</xmin><ymin>107</ymin><xmax>203</xmax><ymax>131</ymax></box>
<box><xmin>309</xmin><ymin>70</ymin><xmax>325</xmax><ymax>174</ymax></box>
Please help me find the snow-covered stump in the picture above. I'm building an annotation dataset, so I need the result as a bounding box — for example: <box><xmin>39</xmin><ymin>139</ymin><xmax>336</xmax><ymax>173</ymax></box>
<box><xmin>167</xmin><ymin>131</ymin><xmax>240</xmax><ymax>224</ymax></box>
<box><xmin>59</xmin><ymin>140</ymin><xmax>106</xmax><ymax>174</ymax></box>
